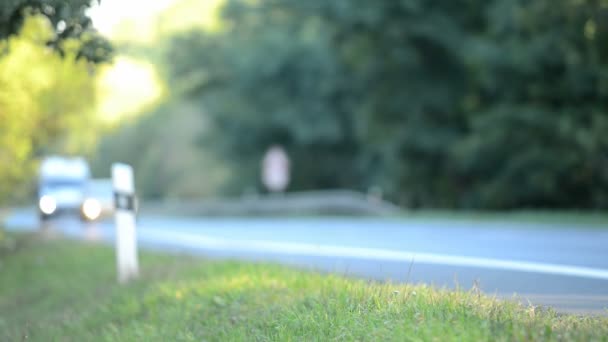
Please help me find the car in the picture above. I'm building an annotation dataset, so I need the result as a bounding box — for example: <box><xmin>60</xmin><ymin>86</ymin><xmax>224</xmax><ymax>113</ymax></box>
<box><xmin>38</xmin><ymin>156</ymin><xmax>90</xmax><ymax>222</ymax></box>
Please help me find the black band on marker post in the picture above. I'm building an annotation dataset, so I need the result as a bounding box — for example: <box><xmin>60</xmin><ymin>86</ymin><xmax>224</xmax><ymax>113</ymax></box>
<box><xmin>114</xmin><ymin>191</ymin><xmax>136</xmax><ymax>211</ymax></box>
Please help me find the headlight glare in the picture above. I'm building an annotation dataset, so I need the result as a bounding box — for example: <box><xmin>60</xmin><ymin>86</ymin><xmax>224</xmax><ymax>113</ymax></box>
<box><xmin>39</xmin><ymin>195</ymin><xmax>57</xmax><ymax>215</ymax></box>
<box><xmin>82</xmin><ymin>198</ymin><xmax>102</xmax><ymax>220</ymax></box>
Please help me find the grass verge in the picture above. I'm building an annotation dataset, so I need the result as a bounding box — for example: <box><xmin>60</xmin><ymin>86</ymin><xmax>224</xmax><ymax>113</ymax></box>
<box><xmin>1</xmin><ymin>233</ymin><xmax>607</xmax><ymax>341</ymax></box>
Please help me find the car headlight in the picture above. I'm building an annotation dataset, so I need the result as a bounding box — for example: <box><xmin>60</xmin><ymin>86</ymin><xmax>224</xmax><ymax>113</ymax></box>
<box><xmin>82</xmin><ymin>198</ymin><xmax>102</xmax><ymax>220</ymax></box>
<box><xmin>39</xmin><ymin>195</ymin><xmax>57</xmax><ymax>215</ymax></box>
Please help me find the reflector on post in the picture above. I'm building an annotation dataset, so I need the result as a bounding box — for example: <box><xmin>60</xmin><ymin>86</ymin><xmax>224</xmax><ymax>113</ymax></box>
<box><xmin>112</xmin><ymin>163</ymin><xmax>139</xmax><ymax>283</ymax></box>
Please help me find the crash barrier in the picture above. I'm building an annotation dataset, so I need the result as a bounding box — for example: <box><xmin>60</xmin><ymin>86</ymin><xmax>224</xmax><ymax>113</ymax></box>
<box><xmin>141</xmin><ymin>190</ymin><xmax>402</xmax><ymax>217</ymax></box>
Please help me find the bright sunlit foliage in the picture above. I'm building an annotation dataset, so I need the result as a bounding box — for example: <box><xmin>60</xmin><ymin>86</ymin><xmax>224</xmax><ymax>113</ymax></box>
<box><xmin>88</xmin><ymin>0</ymin><xmax>225</xmax><ymax>43</ymax></box>
<box><xmin>0</xmin><ymin>14</ymin><xmax>100</xmax><ymax>203</ymax></box>
<box><xmin>156</xmin><ymin>0</ymin><xmax>225</xmax><ymax>36</ymax></box>
<box><xmin>96</xmin><ymin>56</ymin><xmax>164</xmax><ymax>123</ymax></box>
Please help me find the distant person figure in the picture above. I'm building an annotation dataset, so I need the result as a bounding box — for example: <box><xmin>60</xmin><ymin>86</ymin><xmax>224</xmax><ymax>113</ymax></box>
<box><xmin>262</xmin><ymin>145</ymin><xmax>290</xmax><ymax>193</ymax></box>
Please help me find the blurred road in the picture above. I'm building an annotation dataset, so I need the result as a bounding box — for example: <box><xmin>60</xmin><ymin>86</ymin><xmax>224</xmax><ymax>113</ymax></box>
<box><xmin>4</xmin><ymin>208</ymin><xmax>608</xmax><ymax>314</ymax></box>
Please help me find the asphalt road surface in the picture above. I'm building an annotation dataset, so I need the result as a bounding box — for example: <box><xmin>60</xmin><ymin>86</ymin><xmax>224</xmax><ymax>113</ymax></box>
<box><xmin>4</xmin><ymin>208</ymin><xmax>608</xmax><ymax>315</ymax></box>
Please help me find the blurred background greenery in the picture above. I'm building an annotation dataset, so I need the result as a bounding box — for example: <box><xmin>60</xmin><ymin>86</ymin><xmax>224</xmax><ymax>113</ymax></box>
<box><xmin>2</xmin><ymin>0</ymin><xmax>608</xmax><ymax>210</ymax></box>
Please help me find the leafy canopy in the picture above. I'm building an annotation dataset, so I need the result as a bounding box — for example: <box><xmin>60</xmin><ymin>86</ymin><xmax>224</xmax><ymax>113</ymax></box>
<box><xmin>0</xmin><ymin>13</ymin><xmax>101</xmax><ymax>203</ymax></box>
<box><xmin>162</xmin><ymin>0</ymin><xmax>608</xmax><ymax>209</ymax></box>
<box><xmin>0</xmin><ymin>0</ymin><xmax>112</xmax><ymax>63</ymax></box>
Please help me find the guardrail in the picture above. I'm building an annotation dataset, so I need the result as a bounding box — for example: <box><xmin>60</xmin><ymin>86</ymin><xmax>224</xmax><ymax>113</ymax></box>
<box><xmin>140</xmin><ymin>190</ymin><xmax>402</xmax><ymax>217</ymax></box>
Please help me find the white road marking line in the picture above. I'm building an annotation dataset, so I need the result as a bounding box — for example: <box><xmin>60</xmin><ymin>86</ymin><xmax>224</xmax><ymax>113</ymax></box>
<box><xmin>143</xmin><ymin>228</ymin><xmax>608</xmax><ymax>281</ymax></box>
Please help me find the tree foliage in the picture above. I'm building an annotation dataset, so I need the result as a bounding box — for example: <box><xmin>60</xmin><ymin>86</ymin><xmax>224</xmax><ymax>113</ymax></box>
<box><xmin>0</xmin><ymin>14</ymin><xmax>101</xmax><ymax>203</ymax></box>
<box><xmin>164</xmin><ymin>0</ymin><xmax>608</xmax><ymax>209</ymax></box>
<box><xmin>456</xmin><ymin>0</ymin><xmax>608</xmax><ymax>208</ymax></box>
<box><xmin>0</xmin><ymin>0</ymin><xmax>111</xmax><ymax>63</ymax></box>
<box><xmin>91</xmin><ymin>101</ymin><xmax>228</xmax><ymax>199</ymax></box>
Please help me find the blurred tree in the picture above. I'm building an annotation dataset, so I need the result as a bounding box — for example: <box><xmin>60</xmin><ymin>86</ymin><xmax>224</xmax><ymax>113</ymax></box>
<box><xmin>166</xmin><ymin>0</ymin><xmax>477</xmax><ymax>201</ymax></box>
<box><xmin>454</xmin><ymin>0</ymin><xmax>608</xmax><ymax>208</ymax></box>
<box><xmin>164</xmin><ymin>0</ymin><xmax>608</xmax><ymax>209</ymax></box>
<box><xmin>91</xmin><ymin>101</ymin><xmax>229</xmax><ymax>199</ymax></box>
<box><xmin>0</xmin><ymin>0</ymin><xmax>112</xmax><ymax>63</ymax></box>
<box><xmin>0</xmin><ymin>14</ymin><xmax>101</xmax><ymax>204</ymax></box>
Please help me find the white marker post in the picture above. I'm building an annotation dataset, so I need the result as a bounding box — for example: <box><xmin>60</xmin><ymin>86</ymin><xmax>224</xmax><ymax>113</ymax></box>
<box><xmin>112</xmin><ymin>163</ymin><xmax>139</xmax><ymax>283</ymax></box>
